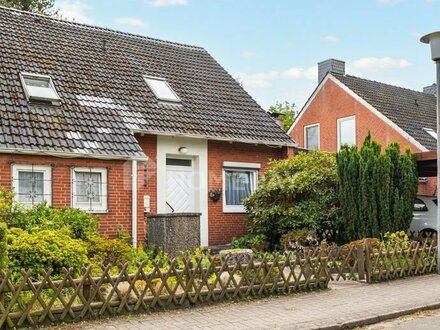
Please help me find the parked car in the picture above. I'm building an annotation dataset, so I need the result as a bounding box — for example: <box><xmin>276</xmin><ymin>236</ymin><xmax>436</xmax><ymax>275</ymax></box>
<box><xmin>409</xmin><ymin>195</ymin><xmax>438</xmax><ymax>237</ymax></box>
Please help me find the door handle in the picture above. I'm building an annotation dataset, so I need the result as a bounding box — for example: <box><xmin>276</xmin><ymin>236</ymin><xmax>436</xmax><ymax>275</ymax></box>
<box><xmin>166</xmin><ymin>201</ymin><xmax>175</xmax><ymax>213</ymax></box>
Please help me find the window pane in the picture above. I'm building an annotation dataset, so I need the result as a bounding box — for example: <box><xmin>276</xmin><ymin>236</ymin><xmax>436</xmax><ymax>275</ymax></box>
<box><xmin>22</xmin><ymin>75</ymin><xmax>59</xmax><ymax>100</ymax></box>
<box><xmin>414</xmin><ymin>198</ymin><xmax>428</xmax><ymax>211</ymax></box>
<box><xmin>339</xmin><ymin>118</ymin><xmax>355</xmax><ymax>146</ymax></box>
<box><xmin>225</xmin><ymin>171</ymin><xmax>254</xmax><ymax>206</ymax></box>
<box><xmin>17</xmin><ymin>171</ymin><xmax>44</xmax><ymax>203</ymax></box>
<box><xmin>305</xmin><ymin>125</ymin><xmax>319</xmax><ymax>150</ymax></box>
<box><xmin>24</xmin><ymin>77</ymin><xmax>50</xmax><ymax>88</ymax></box>
<box><xmin>75</xmin><ymin>172</ymin><xmax>101</xmax><ymax>203</ymax></box>
<box><xmin>145</xmin><ymin>78</ymin><xmax>180</xmax><ymax>101</ymax></box>
<box><xmin>166</xmin><ymin>158</ymin><xmax>192</xmax><ymax>166</ymax></box>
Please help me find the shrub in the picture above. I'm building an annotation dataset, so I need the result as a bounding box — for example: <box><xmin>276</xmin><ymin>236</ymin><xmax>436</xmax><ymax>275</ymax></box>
<box><xmin>7</xmin><ymin>202</ymin><xmax>99</xmax><ymax>240</ymax></box>
<box><xmin>337</xmin><ymin>134</ymin><xmax>418</xmax><ymax>243</ymax></box>
<box><xmin>280</xmin><ymin>229</ymin><xmax>319</xmax><ymax>253</ymax></box>
<box><xmin>87</xmin><ymin>236</ymin><xmax>133</xmax><ymax>266</ymax></box>
<box><xmin>0</xmin><ymin>188</ymin><xmax>13</xmax><ymax>223</ymax></box>
<box><xmin>382</xmin><ymin>231</ymin><xmax>410</xmax><ymax>249</ymax></box>
<box><xmin>244</xmin><ymin>150</ymin><xmax>338</xmax><ymax>247</ymax></box>
<box><xmin>0</xmin><ymin>222</ymin><xmax>7</xmax><ymax>270</ymax></box>
<box><xmin>230</xmin><ymin>234</ymin><xmax>267</xmax><ymax>251</ymax></box>
<box><xmin>7</xmin><ymin>228</ymin><xmax>88</xmax><ymax>279</ymax></box>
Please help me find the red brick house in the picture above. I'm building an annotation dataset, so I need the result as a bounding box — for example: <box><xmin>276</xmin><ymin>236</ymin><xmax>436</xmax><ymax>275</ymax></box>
<box><xmin>0</xmin><ymin>7</ymin><xmax>295</xmax><ymax>246</ymax></box>
<box><xmin>288</xmin><ymin>59</ymin><xmax>437</xmax><ymax>196</ymax></box>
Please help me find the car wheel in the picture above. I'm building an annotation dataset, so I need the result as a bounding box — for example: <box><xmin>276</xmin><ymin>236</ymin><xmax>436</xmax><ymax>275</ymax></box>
<box><xmin>420</xmin><ymin>229</ymin><xmax>437</xmax><ymax>241</ymax></box>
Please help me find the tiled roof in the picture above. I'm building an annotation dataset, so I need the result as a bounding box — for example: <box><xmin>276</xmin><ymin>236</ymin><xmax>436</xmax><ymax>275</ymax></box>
<box><xmin>0</xmin><ymin>7</ymin><xmax>294</xmax><ymax>159</ymax></box>
<box><xmin>333</xmin><ymin>74</ymin><xmax>437</xmax><ymax>151</ymax></box>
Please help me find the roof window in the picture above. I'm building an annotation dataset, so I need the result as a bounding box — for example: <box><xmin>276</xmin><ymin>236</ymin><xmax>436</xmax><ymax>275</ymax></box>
<box><xmin>423</xmin><ymin>128</ymin><xmax>437</xmax><ymax>140</ymax></box>
<box><xmin>143</xmin><ymin>76</ymin><xmax>180</xmax><ymax>102</ymax></box>
<box><xmin>20</xmin><ymin>73</ymin><xmax>60</xmax><ymax>105</ymax></box>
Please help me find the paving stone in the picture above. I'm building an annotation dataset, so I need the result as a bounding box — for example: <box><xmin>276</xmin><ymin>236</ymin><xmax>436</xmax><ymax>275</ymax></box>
<box><xmin>47</xmin><ymin>275</ymin><xmax>440</xmax><ymax>330</ymax></box>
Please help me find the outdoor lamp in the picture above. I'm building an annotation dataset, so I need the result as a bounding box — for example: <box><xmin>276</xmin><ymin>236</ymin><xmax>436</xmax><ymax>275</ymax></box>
<box><xmin>420</xmin><ymin>31</ymin><xmax>440</xmax><ymax>273</ymax></box>
<box><xmin>178</xmin><ymin>147</ymin><xmax>188</xmax><ymax>154</ymax></box>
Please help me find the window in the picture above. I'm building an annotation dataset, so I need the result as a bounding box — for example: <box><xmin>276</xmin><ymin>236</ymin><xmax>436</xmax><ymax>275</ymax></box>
<box><xmin>166</xmin><ymin>158</ymin><xmax>192</xmax><ymax>166</ymax></box>
<box><xmin>12</xmin><ymin>164</ymin><xmax>52</xmax><ymax>206</ymax></box>
<box><xmin>20</xmin><ymin>73</ymin><xmax>60</xmax><ymax>104</ymax></box>
<box><xmin>423</xmin><ymin>128</ymin><xmax>437</xmax><ymax>140</ymax></box>
<box><xmin>337</xmin><ymin>116</ymin><xmax>356</xmax><ymax>150</ymax></box>
<box><xmin>222</xmin><ymin>162</ymin><xmax>260</xmax><ymax>213</ymax></box>
<box><xmin>72</xmin><ymin>167</ymin><xmax>108</xmax><ymax>213</ymax></box>
<box><xmin>143</xmin><ymin>76</ymin><xmax>181</xmax><ymax>102</ymax></box>
<box><xmin>304</xmin><ymin>124</ymin><xmax>320</xmax><ymax>150</ymax></box>
<box><xmin>414</xmin><ymin>198</ymin><xmax>428</xmax><ymax>212</ymax></box>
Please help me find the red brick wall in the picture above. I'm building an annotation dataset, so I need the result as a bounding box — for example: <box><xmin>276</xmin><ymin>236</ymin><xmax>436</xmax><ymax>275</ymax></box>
<box><xmin>289</xmin><ymin>78</ymin><xmax>436</xmax><ymax>196</ymax></box>
<box><xmin>290</xmin><ymin>79</ymin><xmax>423</xmax><ymax>153</ymax></box>
<box><xmin>136</xmin><ymin>134</ymin><xmax>157</xmax><ymax>244</ymax></box>
<box><xmin>0</xmin><ymin>153</ymin><xmax>146</xmax><ymax>242</ymax></box>
<box><xmin>207</xmin><ymin>141</ymin><xmax>287</xmax><ymax>245</ymax></box>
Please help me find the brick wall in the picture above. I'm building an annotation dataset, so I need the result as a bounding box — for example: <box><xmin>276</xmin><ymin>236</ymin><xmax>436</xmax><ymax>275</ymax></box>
<box><xmin>290</xmin><ymin>79</ymin><xmax>423</xmax><ymax>153</ymax></box>
<box><xmin>207</xmin><ymin>141</ymin><xmax>287</xmax><ymax>245</ymax></box>
<box><xmin>0</xmin><ymin>153</ymin><xmax>146</xmax><ymax>243</ymax></box>
<box><xmin>290</xmin><ymin>78</ymin><xmax>437</xmax><ymax>196</ymax></box>
<box><xmin>136</xmin><ymin>134</ymin><xmax>157</xmax><ymax>244</ymax></box>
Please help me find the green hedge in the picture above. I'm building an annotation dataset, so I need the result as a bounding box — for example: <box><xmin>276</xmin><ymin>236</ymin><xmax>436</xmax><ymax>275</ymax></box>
<box><xmin>0</xmin><ymin>222</ymin><xmax>7</xmax><ymax>270</ymax></box>
<box><xmin>337</xmin><ymin>133</ymin><xmax>418</xmax><ymax>242</ymax></box>
<box><xmin>7</xmin><ymin>228</ymin><xmax>88</xmax><ymax>279</ymax></box>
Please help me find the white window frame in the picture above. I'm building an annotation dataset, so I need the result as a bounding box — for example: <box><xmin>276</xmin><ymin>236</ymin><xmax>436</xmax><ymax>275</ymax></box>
<box><xmin>222</xmin><ymin>162</ymin><xmax>260</xmax><ymax>213</ymax></box>
<box><xmin>20</xmin><ymin>72</ymin><xmax>61</xmax><ymax>104</ymax></box>
<box><xmin>337</xmin><ymin>115</ymin><xmax>356</xmax><ymax>150</ymax></box>
<box><xmin>143</xmin><ymin>75</ymin><xmax>181</xmax><ymax>103</ymax></box>
<box><xmin>12</xmin><ymin>164</ymin><xmax>52</xmax><ymax>206</ymax></box>
<box><xmin>304</xmin><ymin>123</ymin><xmax>320</xmax><ymax>150</ymax></box>
<box><xmin>71</xmin><ymin>167</ymin><xmax>108</xmax><ymax>213</ymax></box>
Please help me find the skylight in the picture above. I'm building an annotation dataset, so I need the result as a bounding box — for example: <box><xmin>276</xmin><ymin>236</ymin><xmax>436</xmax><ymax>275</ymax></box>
<box><xmin>20</xmin><ymin>73</ymin><xmax>60</xmax><ymax>104</ymax></box>
<box><xmin>423</xmin><ymin>128</ymin><xmax>438</xmax><ymax>140</ymax></box>
<box><xmin>143</xmin><ymin>76</ymin><xmax>181</xmax><ymax>102</ymax></box>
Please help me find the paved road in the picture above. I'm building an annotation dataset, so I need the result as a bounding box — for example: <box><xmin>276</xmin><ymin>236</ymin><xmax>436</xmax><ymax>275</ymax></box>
<box><xmin>50</xmin><ymin>275</ymin><xmax>440</xmax><ymax>330</ymax></box>
<box><xmin>361</xmin><ymin>309</ymin><xmax>440</xmax><ymax>329</ymax></box>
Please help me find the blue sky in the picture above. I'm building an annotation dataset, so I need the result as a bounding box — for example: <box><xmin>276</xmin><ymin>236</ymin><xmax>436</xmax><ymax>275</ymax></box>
<box><xmin>55</xmin><ymin>0</ymin><xmax>440</xmax><ymax>111</ymax></box>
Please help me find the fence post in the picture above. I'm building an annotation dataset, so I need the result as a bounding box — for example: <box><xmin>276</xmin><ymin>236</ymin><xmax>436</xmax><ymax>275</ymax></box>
<box><xmin>356</xmin><ymin>244</ymin><xmax>365</xmax><ymax>281</ymax></box>
<box><xmin>364</xmin><ymin>239</ymin><xmax>372</xmax><ymax>283</ymax></box>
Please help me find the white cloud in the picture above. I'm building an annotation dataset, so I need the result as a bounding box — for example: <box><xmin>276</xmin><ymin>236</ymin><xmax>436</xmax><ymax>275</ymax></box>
<box><xmin>115</xmin><ymin>17</ymin><xmax>147</xmax><ymax>28</ymax></box>
<box><xmin>148</xmin><ymin>0</ymin><xmax>188</xmax><ymax>6</ymax></box>
<box><xmin>322</xmin><ymin>35</ymin><xmax>339</xmax><ymax>42</ymax></box>
<box><xmin>56</xmin><ymin>1</ymin><xmax>93</xmax><ymax>24</ymax></box>
<box><xmin>237</xmin><ymin>66</ymin><xmax>317</xmax><ymax>89</ymax></box>
<box><xmin>241</xmin><ymin>50</ymin><xmax>254</xmax><ymax>58</ymax></box>
<box><xmin>282</xmin><ymin>67</ymin><xmax>317</xmax><ymax>80</ymax></box>
<box><xmin>348</xmin><ymin>57</ymin><xmax>410</xmax><ymax>71</ymax></box>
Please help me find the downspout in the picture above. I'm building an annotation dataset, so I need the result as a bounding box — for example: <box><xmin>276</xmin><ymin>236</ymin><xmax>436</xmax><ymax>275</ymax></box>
<box><xmin>132</xmin><ymin>159</ymin><xmax>138</xmax><ymax>248</ymax></box>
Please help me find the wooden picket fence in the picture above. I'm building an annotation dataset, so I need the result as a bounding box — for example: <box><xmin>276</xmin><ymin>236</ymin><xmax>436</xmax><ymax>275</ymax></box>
<box><xmin>367</xmin><ymin>239</ymin><xmax>437</xmax><ymax>282</ymax></box>
<box><xmin>0</xmin><ymin>240</ymin><xmax>437</xmax><ymax>329</ymax></box>
<box><xmin>0</xmin><ymin>253</ymin><xmax>330</xmax><ymax>329</ymax></box>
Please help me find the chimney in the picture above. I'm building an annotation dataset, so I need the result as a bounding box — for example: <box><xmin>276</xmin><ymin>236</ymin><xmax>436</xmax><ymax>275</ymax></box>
<box><xmin>423</xmin><ymin>83</ymin><xmax>437</xmax><ymax>96</ymax></box>
<box><xmin>318</xmin><ymin>59</ymin><xmax>345</xmax><ymax>84</ymax></box>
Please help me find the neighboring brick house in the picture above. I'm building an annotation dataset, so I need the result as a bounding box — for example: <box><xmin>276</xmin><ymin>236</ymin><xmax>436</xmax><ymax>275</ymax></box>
<box><xmin>0</xmin><ymin>7</ymin><xmax>295</xmax><ymax>246</ymax></box>
<box><xmin>288</xmin><ymin>59</ymin><xmax>437</xmax><ymax>196</ymax></box>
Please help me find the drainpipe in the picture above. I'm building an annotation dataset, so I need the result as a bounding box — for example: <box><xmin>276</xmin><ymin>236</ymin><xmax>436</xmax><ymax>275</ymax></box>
<box><xmin>132</xmin><ymin>159</ymin><xmax>138</xmax><ymax>248</ymax></box>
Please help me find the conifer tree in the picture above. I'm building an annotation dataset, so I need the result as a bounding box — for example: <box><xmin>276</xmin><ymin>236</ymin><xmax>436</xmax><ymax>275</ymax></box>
<box><xmin>336</xmin><ymin>134</ymin><xmax>418</xmax><ymax>243</ymax></box>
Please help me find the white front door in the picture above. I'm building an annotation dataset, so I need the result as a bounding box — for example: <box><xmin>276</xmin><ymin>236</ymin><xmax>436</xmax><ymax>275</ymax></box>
<box><xmin>166</xmin><ymin>158</ymin><xmax>195</xmax><ymax>213</ymax></box>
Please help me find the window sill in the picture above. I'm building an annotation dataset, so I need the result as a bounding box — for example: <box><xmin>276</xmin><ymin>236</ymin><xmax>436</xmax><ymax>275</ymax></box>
<box><xmin>223</xmin><ymin>207</ymin><xmax>247</xmax><ymax>214</ymax></box>
<box><xmin>75</xmin><ymin>209</ymin><xmax>109</xmax><ymax>214</ymax></box>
